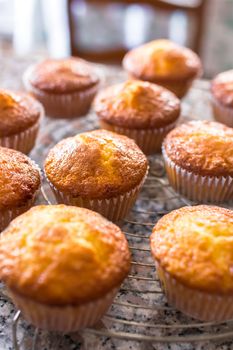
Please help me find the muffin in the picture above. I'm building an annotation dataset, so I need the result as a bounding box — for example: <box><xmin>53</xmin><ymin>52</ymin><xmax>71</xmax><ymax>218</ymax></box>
<box><xmin>123</xmin><ymin>39</ymin><xmax>202</xmax><ymax>98</ymax></box>
<box><xmin>44</xmin><ymin>130</ymin><xmax>148</xmax><ymax>221</ymax></box>
<box><xmin>150</xmin><ymin>205</ymin><xmax>233</xmax><ymax>321</ymax></box>
<box><xmin>211</xmin><ymin>70</ymin><xmax>233</xmax><ymax>127</ymax></box>
<box><xmin>94</xmin><ymin>80</ymin><xmax>180</xmax><ymax>154</ymax></box>
<box><xmin>0</xmin><ymin>147</ymin><xmax>41</xmax><ymax>231</ymax></box>
<box><xmin>23</xmin><ymin>57</ymin><xmax>99</xmax><ymax>118</ymax></box>
<box><xmin>0</xmin><ymin>205</ymin><xmax>131</xmax><ymax>331</ymax></box>
<box><xmin>162</xmin><ymin>120</ymin><xmax>233</xmax><ymax>203</ymax></box>
<box><xmin>0</xmin><ymin>89</ymin><xmax>43</xmax><ymax>154</ymax></box>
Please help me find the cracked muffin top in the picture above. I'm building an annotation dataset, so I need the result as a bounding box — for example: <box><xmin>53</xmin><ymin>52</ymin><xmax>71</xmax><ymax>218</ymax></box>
<box><xmin>123</xmin><ymin>39</ymin><xmax>202</xmax><ymax>81</ymax></box>
<box><xmin>0</xmin><ymin>90</ymin><xmax>42</xmax><ymax>137</ymax></box>
<box><xmin>28</xmin><ymin>58</ymin><xmax>99</xmax><ymax>94</ymax></box>
<box><xmin>95</xmin><ymin>80</ymin><xmax>180</xmax><ymax>129</ymax></box>
<box><xmin>0</xmin><ymin>147</ymin><xmax>41</xmax><ymax>210</ymax></box>
<box><xmin>0</xmin><ymin>205</ymin><xmax>131</xmax><ymax>305</ymax></box>
<box><xmin>151</xmin><ymin>205</ymin><xmax>233</xmax><ymax>294</ymax></box>
<box><xmin>163</xmin><ymin>120</ymin><xmax>233</xmax><ymax>177</ymax></box>
<box><xmin>44</xmin><ymin>129</ymin><xmax>148</xmax><ymax>199</ymax></box>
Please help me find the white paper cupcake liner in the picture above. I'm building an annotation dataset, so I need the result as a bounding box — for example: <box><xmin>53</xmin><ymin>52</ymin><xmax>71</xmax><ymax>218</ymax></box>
<box><xmin>46</xmin><ymin>169</ymin><xmax>148</xmax><ymax>222</ymax></box>
<box><xmin>211</xmin><ymin>96</ymin><xmax>233</xmax><ymax>127</ymax></box>
<box><xmin>154</xmin><ymin>78</ymin><xmax>195</xmax><ymax>99</ymax></box>
<box><xmin>0</xmin><ymin>119</ymin><xmax>41</xmax><ymax>154</ymax></box>
<box><xmin>0</xmin><ymin>161</ymin><xmax>42</xmax><ymax>232</ymax></box>
<box><xmin>156</xmin><ymin>262</ymin><xmax>233</xmax><ymax>322</ymax></box>
<box><xmin>23</xmin><ymin>65</ymin><xmax>98</xmax><ymax>118</ymax></box>
<box><xmin>129</xmin><ymin>74</ymin><xmax>196</xmax><ymax>98</ymax></box>
<box><xmin>162</xmin><ymin>147</ymin><xmax>233</xmax><ymax>203</ymax></box>
<box><xmin>9</xmin><ymin>287</ymin><xmax>119</xmax><ymax>332</ymax></box>
<box><xmin>99</xmin><ymin>120</ymin><xmax>176</xmax><ymax>155</ymax></box>
<box><xmin>0</xmin><ymin>197</ymin><xmax>36</xmax><ymax>232</ymax></box>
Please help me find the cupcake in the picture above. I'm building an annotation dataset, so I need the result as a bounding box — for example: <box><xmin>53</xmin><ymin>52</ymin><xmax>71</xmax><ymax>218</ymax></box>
<box><xmin>211</xmin><ymin>70</ymin><xmax>233</xmax><ymax>127</ymax></box>
<box><xmin>0</xmin><ymin>205</ymin><xmax>131</xmax><ymax>331</ymax></box>
<box><xmin>0</xmin><ymin>147</ymin><xmax>41</xmax><ymax>231</ymax></box>
<box><xmin>23</xmin><ymin>57</ymin><xmax>99</xmax><ymax>118</ymax></box>
<box><xmin>0</xmin><ymin>89</ymin><xmax>43</xmax><ymax>154</ymax></box>
<box><xmin>150</xmin><ymin>205</ymin><xmax>233</xmax><ymax>321</ymax></box>
<box><xmin>94</xmin><ymin>80</ymin><xmax>180</xmax><ymax>154</ymax></box>
<box><xmin>44</xmin><ymin>130</ymin><xmax>148</xmax><ymax>221</ymax></box>
<box><xmin>162</xmin><ymin>120</ymin><xmax>233</xmax><ymax>203</ymax></box>
<box><xmin>123</xmin><ymin>39</ymin><xmax>202</xmax><ymax>98</ymax></box>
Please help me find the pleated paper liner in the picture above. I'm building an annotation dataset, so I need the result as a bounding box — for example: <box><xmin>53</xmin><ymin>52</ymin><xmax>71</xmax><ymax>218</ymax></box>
<box><xmin>23</xmin><ymin>65</ymin><xmax>99</xmax><ymax>118</ymax></box>
<box><xmin>0</xmin><ymin>161</ymin><xmax>42</xmax><ymax>232</ymax></box>
<box><xmin>99</xmin><ymin>120</ymin><xmax>176</xmax><ymax>155</ymax></box>
<box><xmin>47</xmin><ymin>169</ymin><xmax>148</xmax><ymax>222</ymax></box>
<box><xmin>0</xmin><ymin>120</ymin><xmax>40</xmax><ymax>154</ymax></box>
<box><xmin>162</xmin><ymin>147</ymin><xmax>233</xmax><ymax>203</ymax></box>
<box><xmin>211</xmin><ymin>96</ymin><xmax>233</xmax><ymax>128</ymax></box>
<box><xmin>8</xmin><ymin>287</ymin><xmax>119</xmax><ymax>332</ymax></box>
<box><xmin>156</xmin><ymin>262</ymin><xmax>233</xmax><ymax>322</ymax></box>
<box><xmin>129</xmin><ymin>74</ymin><xmax>196</xmax><ymax>98</ymax></box>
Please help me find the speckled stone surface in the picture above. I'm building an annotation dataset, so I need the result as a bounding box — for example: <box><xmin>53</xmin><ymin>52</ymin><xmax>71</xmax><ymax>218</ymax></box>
<box><xmin>0</xmin><ymin>57</ymin><xmax>233</xmax><ymax>350</ymax></box>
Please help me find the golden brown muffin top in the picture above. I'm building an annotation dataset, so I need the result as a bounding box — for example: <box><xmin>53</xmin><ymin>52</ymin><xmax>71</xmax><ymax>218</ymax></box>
<box><xmin>211</xmin><ymin>70</ymin><xmax>233</xmax><ymax>107</ymax></box>
<box><xmin>0</xmin><ymin>205</ymin><xmax>131</xmax><ymax>305</ymax></box>
<box><xmin>0</xmin><ymin>90</ymin><xmax>42</xmax><ymax>137</ymax></box>
<box><xmin>151</xmin><ymin>205</ymin><xmax>233</xmax><ymax>295</ymax></box>
<box><xmin>0</xmin><ymin>147</ymin><xmax>41</xmax><ymax>210</ymax></box>
<box><xmin>163</xmin><ymin>120</ymin><xmax>233</xmax><ymax>177</ymax></box>
<box><xmin>29</xmin><ymin>58</ymin><xmax>99</xmax><ymax>94</ymax></box>
<box><xmin>123</xmin><ymin>39</ymin><xmax>202</xmax><ymax>81</ymax></box>
<box><xmin>95</xmin><ymin>80</ymin><xmax>180</xmax><ymax>129</ymax></box>
<box><xmin>45</xmin><ymin>129</ymin><xmax>148</xmax><ymax>199</ymax></box>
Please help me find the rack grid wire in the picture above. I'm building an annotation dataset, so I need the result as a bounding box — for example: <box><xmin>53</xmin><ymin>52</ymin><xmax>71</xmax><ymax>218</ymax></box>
<box><xmin>1</xmin><ymin>157</ymin><xmax>233</xmax><ymax>350</ymax></box>
<box><xmin>0</xmin><ymin>67</ymin><xmax>233</xmax><ymax>349</ymax></box>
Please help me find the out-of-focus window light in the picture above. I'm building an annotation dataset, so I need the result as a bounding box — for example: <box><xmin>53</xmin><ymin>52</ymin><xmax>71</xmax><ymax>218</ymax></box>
<box><xmin>71</xmin><ymin>0</ymin><xmax>87</xmax><ymax>17</ymax></box>
<box><xmin>0</xmin><ymin>0</ymin><xmax>13</xmax><ymax>36</ymax></box>
<box><xmin>124</xmin><ymin>5</ymin><xmax>148</xmax><ymax>49</ymax></box>
<box><xmin>41</xmin><ymin>0</ymin><xmax>70</xmax><ymax>57</ymax></box>
<box><xmin>13</xmin><ymin>0</ymin><xmax>70</xmax><ymax>57</ymax></box>
<box><xmin>13</xmin><ymin>0</ymin><xmax>40</xmax><ymax>56</ymax></box>
<box><xmin>169</xmin><ymin>10</ymin><xmax>187</xmax><ymax>46</ymax></box>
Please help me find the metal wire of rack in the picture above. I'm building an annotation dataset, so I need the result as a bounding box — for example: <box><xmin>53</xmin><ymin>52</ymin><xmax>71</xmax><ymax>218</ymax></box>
<box><xmin>0</xmin><ymin>74</ymin><xmax>232</xmax><ymax>349</ymax></box>
<box><xmin>1</xmin><ymin>157</ymin><xmax>233</xmax><ymax>350</ymax></box>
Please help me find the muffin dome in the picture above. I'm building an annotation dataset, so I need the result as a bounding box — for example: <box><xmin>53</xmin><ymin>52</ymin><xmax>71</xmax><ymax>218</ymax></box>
<box><xmin>123</xmin><ymin>39</ymin><xmax>201</xmax><ymax>82</ymax></box>
<box><xmin>0</xmin><ymin>205</ymin><xmax>131</xmax><ymax>305</ymax></box>
<box><xmin>163</xmin><ymin>120</ymin><xmax>233</xmax><ymax>177</ymax></box>
<box><xmin>45</xmin><ymin>129</ymin><xmax>148</xmax><ymax>199</ymax></box>
<box><xmin>0</xmin><ymin>147</ymin><xmax>41</xmax><ymax>210</ymax></box>
<box><xmin>29</xmin><ymin>58</ymin><xmax>99</xmax><ymax>94</ymax></box>
<box><xmin>0</xmin><ymin>90</ymin><xmax>41</xmax><ymax>137</ymax></box>
<box><xmin>95</xmin><ymin>80</ymin><xmax>180</xmax><ymax>129</ymax></box>
<box><xmin>151</xmin><ymin>205</ymin><xmax>233</xmax><ymax>294</ymax></box>
<box><xmin>24</xmin><ymin>58</ymin><xmax>99</xmax><ymax>118</ymax></box>
<box><xmin>211</xmin><ymin>70</ymin><xmax>233</xmax><ymax>107</ymax></box>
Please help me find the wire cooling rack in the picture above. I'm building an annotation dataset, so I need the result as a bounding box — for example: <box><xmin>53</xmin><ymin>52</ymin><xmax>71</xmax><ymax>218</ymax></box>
<box><xmin>1</xmin><ymin>156</ymin><xmax>233</xmax><ymax>350</ymax></box>
<box><xmin>0</xmin><ymin>68</ymin><xmax>233</xmax><ymax>349</ymax></box>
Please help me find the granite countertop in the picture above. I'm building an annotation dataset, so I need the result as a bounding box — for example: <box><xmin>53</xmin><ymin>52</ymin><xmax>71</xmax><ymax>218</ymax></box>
<box><xmin>0</xmin><ymin>57</ymin><xmax>233</xmax><ymax>350</ymax></box>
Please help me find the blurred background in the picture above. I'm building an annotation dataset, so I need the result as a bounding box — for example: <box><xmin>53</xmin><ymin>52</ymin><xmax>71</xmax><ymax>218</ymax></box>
<box><xmin>0</xmin><ymin>0</ymin><xmax>233</xmax><ymax>78</ymax></box>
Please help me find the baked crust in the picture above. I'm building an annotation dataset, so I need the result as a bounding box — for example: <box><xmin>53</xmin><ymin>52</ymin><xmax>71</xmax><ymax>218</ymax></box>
<box><xmin>29</xmin><ymin>58</ymin><xmax>99</xmax><ymax>94</ymax></box>
<box><xmin>0</xmin><ymin>147</ymin><xmax>41</xmax><ymax>209</ymax></box>
<box><xmin>44</xmin><ymin>129</ymin><xmax>148</xmax><ymax>199</ymax></box>
<box><xmin>211</xmin><ymin>70</ymin><xmax>233</xmax><ymax>108</ymax></box>
<box><xmin>0</xmin><ymin>90</ymin><xmax>41</xmax><ymax>137</ymax></box>
<box><xmin>123</xmin><ymin>39</ymin><xmax>201</xmax><ymax>82</ymax></box>
<box><xmin>95</xmin><ymin>80</ymin><xmax>180</xmax><ymax>129</ymax></box>
<box><xmin>0</xmin><ymin>205</ymin><xmax>131</xmax><ymax>305</ymax></box>
<box><xmin>150</xmin><ymin>205</ymin><xmax>233</xmax><ymax>295</ymax></box>
<box><xmin>163</xmin><ymin>120</ymin><xmax>233</xmax><ymax>177</ymax></box>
